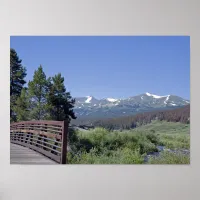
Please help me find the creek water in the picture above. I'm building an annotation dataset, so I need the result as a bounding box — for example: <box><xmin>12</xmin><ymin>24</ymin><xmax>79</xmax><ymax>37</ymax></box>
<box><xmin>144</xmin><ymin>145</ymin><xmax>190</xmax><ymax>163</ymax></box>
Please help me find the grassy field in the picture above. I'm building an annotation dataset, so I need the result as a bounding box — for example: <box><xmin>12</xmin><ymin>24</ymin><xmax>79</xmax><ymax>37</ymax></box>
<box><xmin>67</xmin><ymin>120</ymin><xmax>190</xmax><ymax>164</ymax></box>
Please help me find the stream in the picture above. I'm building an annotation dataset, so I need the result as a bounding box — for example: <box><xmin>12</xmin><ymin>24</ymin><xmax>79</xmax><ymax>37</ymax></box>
<box><xmin>144</xmin><ymin>145</ymin><xmax>190</xmax><ymax>163</ymax></box>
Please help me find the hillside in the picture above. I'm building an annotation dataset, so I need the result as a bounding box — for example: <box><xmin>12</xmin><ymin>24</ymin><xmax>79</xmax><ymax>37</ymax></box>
<box><xmin>71</xmin><ymin>105</ymin><xmax>190</xmax><ymax>130</ymax></box>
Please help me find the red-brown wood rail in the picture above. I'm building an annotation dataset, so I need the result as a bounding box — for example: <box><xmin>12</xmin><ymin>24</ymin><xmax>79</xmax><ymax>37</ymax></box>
<box><xmin>10</xmin><ymin>120</ymin><xmax>68</xmax><ymax>164</ymax></box>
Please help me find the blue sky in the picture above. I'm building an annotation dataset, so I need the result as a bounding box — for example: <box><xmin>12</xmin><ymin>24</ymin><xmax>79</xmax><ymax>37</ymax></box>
<box><xmin>10</xmin><ymin>36</ymin><xmax>190</xmax><ymax>100</ymax></box>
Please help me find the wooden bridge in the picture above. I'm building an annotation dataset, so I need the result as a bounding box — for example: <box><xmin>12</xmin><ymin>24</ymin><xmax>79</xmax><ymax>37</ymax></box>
<box><xmin>10</xmin><ymin>120</ymin><xmax>68</xmax><ymax>164</ymax></box>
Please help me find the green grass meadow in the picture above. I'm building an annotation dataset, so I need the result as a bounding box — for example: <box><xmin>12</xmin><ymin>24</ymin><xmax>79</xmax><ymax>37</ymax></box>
<box><xmin>67</xmin><ymin>121</ymin><xmax>190</xmax><ymax>164</ymax></box>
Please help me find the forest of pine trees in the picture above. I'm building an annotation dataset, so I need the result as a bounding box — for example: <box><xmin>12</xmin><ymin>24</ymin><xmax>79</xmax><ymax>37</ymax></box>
<box><xmin>91</xmin><ymin>105</ymin><xmax>190</xmax><ymax>130</ymax></box>
<box><xmin>10</xmin><ymin>48</ymin><xmax>76</xmax><ymax>123</ymax></box>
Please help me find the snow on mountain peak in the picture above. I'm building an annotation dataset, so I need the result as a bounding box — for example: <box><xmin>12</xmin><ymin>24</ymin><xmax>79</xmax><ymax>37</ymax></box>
<box><xmin>85</xmin><ymin>96</ymin><xmax>92</xmax><ymax>103</ymax></box>
<box><xmin>184</xmin><ymin>100</ymin><xmax>190</xmax><ymax>103</ymax></box>
<box><xmin>107</xmin><ymin>98</ymin><xmax>118</xmax><ymax>102</ymax></box>
<box><xmin>146</xmin><ymin>92</ymin><xmax>168</xmax><ymax>99</ymax></box>
<box><xmin>164</xmin><ymin>95</ymin><xmax>170</xmax><ymax>104</ymax></box>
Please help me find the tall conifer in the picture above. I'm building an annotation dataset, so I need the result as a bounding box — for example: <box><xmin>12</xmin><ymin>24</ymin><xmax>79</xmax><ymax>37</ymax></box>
<box><xmin>10</xmin><ymin>48</ymin><xmax>27</xmax><ymax>122</ymax></box>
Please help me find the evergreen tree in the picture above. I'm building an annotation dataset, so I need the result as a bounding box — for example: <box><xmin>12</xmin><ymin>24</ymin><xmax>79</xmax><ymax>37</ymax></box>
<box><xmin>13</xmin><ymin>88</ymin><xmax>30</xmax><ymax>121</ymax></box>
<box><xmin>10</xmin><ymin>48</ymin><xmax>27</xmax><ymax>122</ymax></box>
<box><xmin>28</xmin><ymin>65</ymin><xmax>48</xmax><ymax>120</ymax></box>
<box><xmin>47</xmin><ymin>73</ymin><xmax>76</xmax><ymax>122</ymax></box>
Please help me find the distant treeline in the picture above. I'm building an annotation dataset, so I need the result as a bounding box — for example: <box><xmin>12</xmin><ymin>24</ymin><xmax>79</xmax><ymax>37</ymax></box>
<box><xmin>74</xmin><ymin>105</ymin><xmax>190</xmax><ymax>130</ymax></box>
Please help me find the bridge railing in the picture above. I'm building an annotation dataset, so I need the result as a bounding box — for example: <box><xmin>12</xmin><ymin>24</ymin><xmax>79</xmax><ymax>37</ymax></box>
<box><xmin>10</xmin><ymin>120</ymin><xmax>68</xmax><ymax>164</ymax></box>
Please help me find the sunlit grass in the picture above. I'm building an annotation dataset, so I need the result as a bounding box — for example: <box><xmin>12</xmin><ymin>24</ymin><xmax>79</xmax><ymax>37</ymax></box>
<box><xmin>67</xmin><ymin>121</ymin><xmax>190</xmax><ymax>164</ymax></box>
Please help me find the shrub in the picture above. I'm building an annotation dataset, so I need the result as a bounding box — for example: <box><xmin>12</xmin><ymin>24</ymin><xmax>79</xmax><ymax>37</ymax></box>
<box><xmin>148</xmin><ymin>151</ymin><xmax>190</xmax><ymax>164</ymax></box>
<box><xmin>67</xmin><ymin>122</ymin><xmax>190</xmax><ymax>164</ymax></box>
<box><xmin>68</xmin><ymin>147</ymin><xmax>144</xmax><ymax>164</ymax></box>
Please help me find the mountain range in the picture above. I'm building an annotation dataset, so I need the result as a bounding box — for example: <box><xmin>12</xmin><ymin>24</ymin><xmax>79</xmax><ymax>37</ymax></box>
<box><xmin>73</xmin><ymin>92</ymin><xmax>190</xmax><ymax>120</ymax></box>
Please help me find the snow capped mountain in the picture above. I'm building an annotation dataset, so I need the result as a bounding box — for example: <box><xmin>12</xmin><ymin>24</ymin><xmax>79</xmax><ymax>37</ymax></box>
<box><xmin>85</xmin><ymin>96</ymin><xmax>93</xmax><ymax>103</ymax></box>
<box><xmin>73</xmin><ymin>93</ymin><xmax>190</xmax><ymax>119</ymax></box>
<box><xmin>145</xmin><ymin>92</ymin><xmax>174</xmax><ymax>105</ymax></box>
<box><xmin>146</xmin><ymin>92</ymin><xmax>168</xmax><ymax>99</ymax></box>
<box><xmin>106</xmin><ymin>98</ymin><xmax>119</xmax><ymax>102</ymax></box>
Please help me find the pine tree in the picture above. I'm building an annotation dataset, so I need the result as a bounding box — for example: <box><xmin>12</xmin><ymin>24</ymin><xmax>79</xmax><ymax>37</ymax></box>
<box><xmin>10</xmin><ymin>48</ymin><xmax>27</xmax><ymax>122</ymax></box>
<box><xmin>13</xmin><ymin>88</ymin><xmax>30</xmax><ymax>121</ymax></box>
<box><xmin>28</xmin><ymin>65</ymin><xmax>48</xmax><ymax>120</ymax></box>
<box><xmin>47</xmin><ymin>73</ymin><xmax>76</xmax><ymax>122</ymax></box>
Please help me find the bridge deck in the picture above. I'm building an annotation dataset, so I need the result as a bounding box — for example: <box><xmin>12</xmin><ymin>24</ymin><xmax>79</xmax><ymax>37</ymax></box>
<box><xmin>10</xmin><ymin>143</ymin><xmax>58</xmax><ymax>165</ymax></box>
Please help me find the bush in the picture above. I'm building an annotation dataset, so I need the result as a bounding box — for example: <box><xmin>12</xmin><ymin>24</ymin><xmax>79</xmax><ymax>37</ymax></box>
<box><xmin>67</xmin><ymin>122</ymin><xmax>190</xmax><ymax>164</ymax></box>
<box><xmin>148</xmin><ymin>151</ymin><xmax>190</xmax><ymax>164</ymax></box>
<box><xmin>158</xmin><ymin>134</ymin><xmax>190</xmax><ymax>150</ymax></box>
<box><xmin>68</xmin><ymin>147</ymin><xmax>144</xmax><ymax>164</ymax></box>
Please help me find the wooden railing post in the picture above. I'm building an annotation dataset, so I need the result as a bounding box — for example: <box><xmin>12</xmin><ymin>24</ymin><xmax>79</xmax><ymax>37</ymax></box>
<box><xmin>61</xmin><ymin>120</ymin><xmax>68</xmax><ymax>164</ymax></box>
